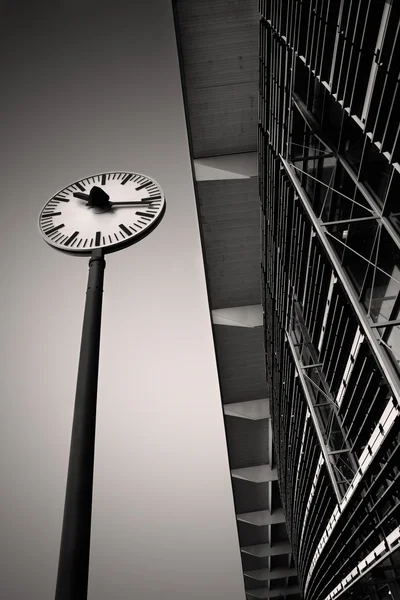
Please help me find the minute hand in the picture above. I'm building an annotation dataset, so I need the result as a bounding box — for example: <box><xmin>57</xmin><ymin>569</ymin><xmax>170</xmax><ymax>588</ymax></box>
<box><xmin>109</xmin><ymin>200</ymin><xmax>153</xmax><ymax>206</ymax></box>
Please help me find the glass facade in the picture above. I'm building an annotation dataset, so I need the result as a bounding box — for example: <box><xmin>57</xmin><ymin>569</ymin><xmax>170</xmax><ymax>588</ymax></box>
<box><xmin>259</xmin><ymin>1</ymin><xmax>400</xmax><ymax>599</ymax></box>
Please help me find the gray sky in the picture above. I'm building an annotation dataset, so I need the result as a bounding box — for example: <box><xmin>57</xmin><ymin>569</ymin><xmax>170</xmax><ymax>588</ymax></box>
<box><xmin>0</xmin><ymin>2</ymin><xmax>246</xmax><ymax>599</ymax></box>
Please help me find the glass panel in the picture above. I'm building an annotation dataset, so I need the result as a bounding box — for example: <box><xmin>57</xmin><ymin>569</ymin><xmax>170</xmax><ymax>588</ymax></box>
<box><xmin>321</xmin><ymin>176</ymin><xmax>372</xmax><ymax>225</ymax></box>
<box><xmin>362</xmin><ymin>227</ymin><xmax>400</xmax><ymax>323</ymax></box>
<box><xmin>359</xmin><ymin>137</ymin><xmax>392</xmax><ymax>207</ymax></box>
<box><xmin>326</xmin><ymin>219</ymin><xmax>379</xmax><ymax>295</ymax></box>
<box><xmin>339</xmin><ymin>114</ymin><xmax>366</xmax><ymax>176</ymax></box>
<box><xmin>319</xmin><ymin>90</ymin><xmax>343</xmax><ymax>149</ymax></box>
<box><xmin>383</xmin><ymin>168</ymin><xmax>400</xmax><ymax>236</ymax></box>
<box><xmin>309</xmin><ymin>155</ymin><xmax>337</xmax><ymax>218</ymax></box>
<box><xmin>323</xmin><ymin>163</ymin><xmax>359</xmax><ymax>222</ymax></box>
<box><xmin>289</xmin><ymin>104</ymin><xmax>307</xmax><ymax>161</ymax></box>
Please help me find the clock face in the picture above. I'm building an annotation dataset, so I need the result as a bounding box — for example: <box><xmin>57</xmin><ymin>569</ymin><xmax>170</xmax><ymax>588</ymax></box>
<box><xmin>38</xmin><ymin>171</ymin><xmax>166</xmax><ymax>254</ymax></box>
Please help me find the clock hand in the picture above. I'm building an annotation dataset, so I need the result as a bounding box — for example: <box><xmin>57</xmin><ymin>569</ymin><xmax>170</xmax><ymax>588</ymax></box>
<box><xmin>72</xmin><ymin>189</ymin><xmax>153</xmax><ymax>207</ymax></box>
<box><xmin>108</xmin><ymin>201</ymin><xmax>153</xmax><ymax>206</ymax></box>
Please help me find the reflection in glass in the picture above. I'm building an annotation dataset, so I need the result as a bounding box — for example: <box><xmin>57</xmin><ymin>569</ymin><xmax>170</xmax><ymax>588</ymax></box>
<box><xmin>362</xmin><ymin>227</ymin><xmax>400</xmax><ymax>323</ymax></box>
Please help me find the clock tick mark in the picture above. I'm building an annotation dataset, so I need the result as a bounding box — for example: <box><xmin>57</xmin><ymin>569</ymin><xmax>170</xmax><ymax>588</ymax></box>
<box><xmin>136</xmin><ymin>211</ymin><xmax>155</xmax><ymax>219</ymax></box>
<box><xmin>75</xmin><ymin>182</ymin><xmax>85</xmax><ymax>192</ymax></box>
<box><xmin>121</xmin><ymin>174</ymin><xmax>132</xmax><ymax>185</ymax></box>
<box><xmin>54</xmin><ymin>196</ymin><xmax>70</xmax><ymax>202</ymax></box>
<box><xmin>119</xmin><ymin>223</ymin><xmax>132</xmax><ymax>236</ymax></box>
<box><xmin>136</xmin><ymin>181</ymin><xmax>151</xmax><ymax>191</ymax></box>
<box><xmin>42</xmin><ymin>211</ymin><xmax>62</xmax><ymax>219</ymax></box>
<box><xmin>65</xmin><ymin>231</ymin><xmax>79</xmax><ymax>247</ymax></box>
<box><xmin>45</xmin><ymin>223</ymin><xmax>65</xmax><ymax>235</ymax></box>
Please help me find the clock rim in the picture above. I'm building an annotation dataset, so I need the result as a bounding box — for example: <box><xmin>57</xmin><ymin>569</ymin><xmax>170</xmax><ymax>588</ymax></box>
<box><xmin>37</xmin><ymin>170</ymin><xmax>166</xmax><ymax>256</ymax></box>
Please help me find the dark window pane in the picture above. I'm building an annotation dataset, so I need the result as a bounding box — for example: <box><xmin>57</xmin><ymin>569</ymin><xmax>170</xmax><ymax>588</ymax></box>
<box><xmin>339</xmin><ymin>114</ymin><xmax>366</xmax><ymax>175</ymax></box>
<box><xmin>289</xmin><ymin>103</ymin><xmax>307</xmax><ymax>161</ymax></box>
<box><xmin>383</xmin><ymin>168</ymin><xmax>400</xmax><ymax>235</ymax></box>
<box><xmin>323</xmin><ymin>163</ymin><xmax>359</xmax><ymax>222</ymax></box>
<box><xmin>359</xmin><ymin>138</ymin><xmax>392</xmax><ymax>207</ymax></box>
<box><xmin>294</xmin><ymin>57</ymin><xmax>310</xmax><ymax>105</ymax></box>
<box><xmin>327</xmin><ymin>218</ymin><xmax>379</xmax><ymax>295</ymax></box>
<box><xmin>362</xmin><ymin>227</ymin><xmax>400</xmax><ymax>323</ymax></box>
<box><xmin>319</xmin><ymin>90</ymin><xmax>343</xmax><ymax>150</ymax></box>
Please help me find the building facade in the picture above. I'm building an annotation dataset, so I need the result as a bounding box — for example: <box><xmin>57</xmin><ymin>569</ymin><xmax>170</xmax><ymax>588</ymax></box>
<box><xmin>259</xmin><ymin>1</ymin><xmax>400</xmax><ymax>599</ymax></box>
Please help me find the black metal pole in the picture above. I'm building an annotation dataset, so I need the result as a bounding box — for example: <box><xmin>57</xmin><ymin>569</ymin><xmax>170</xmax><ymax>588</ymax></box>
<box><xmin>55</xmin><ymin>248</ymin><xmax>106</xmax><ymax>600</ymax></box>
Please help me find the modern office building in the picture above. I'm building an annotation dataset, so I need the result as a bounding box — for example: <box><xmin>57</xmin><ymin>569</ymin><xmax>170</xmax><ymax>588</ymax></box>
<box><xmin>259</xmin><ymin>1</ymin><xmax>400</xmax><ymax>599</ymax></box>
<box><xmin>173</xmin><ymin>1</ymin><xmax>301</xmax><ymax>598</ymax></box>
<box><xmin>175</xmin><ymin>0</ymin><xmax>400</xmax><ymax>599</ymax></box>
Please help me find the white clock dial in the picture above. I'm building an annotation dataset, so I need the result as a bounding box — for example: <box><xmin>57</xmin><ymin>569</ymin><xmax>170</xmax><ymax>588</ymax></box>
<box><xmin>38</xmin><ymin>171</ymin><xmax>166</xmax><ymax>254</ymax></box>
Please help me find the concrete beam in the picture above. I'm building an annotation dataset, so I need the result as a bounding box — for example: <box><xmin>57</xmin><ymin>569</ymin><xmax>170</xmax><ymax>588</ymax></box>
<box><xmin>193</xmin><ymin>152</ymin><xmax>257</xmax><ymax>181</ymax></box>
<box><xmin>244</xmin><ymin>567</ymin><xmax>297</xmax><ymax>581</ymax></box>
<box><xmin>224</xmin><ymin>398</ymin><xmax>270</xmax><ymax>420</ymax></box>
<box><xmin>246</xmin><ymin>587</ymin><xmax>301</xmax><ymax>598</ymax></box>
<box><xmin>241</xmin><ymin>542</ymin><xmax>292</xmax><ymax>558</ymax></box>
<box><xmin>212</xmin><ymin>304</ymin><xmax>263</xmax><ymax>328</ymax></box>
<box><xmin>231</xmin><ymin>464</ymin><xmax>278</xmax><ymax>483</ymax></box>
<box><xmin>237</xmin><ymin>508</ymin><xmax>285</xmax><ymax>526</ymax></box>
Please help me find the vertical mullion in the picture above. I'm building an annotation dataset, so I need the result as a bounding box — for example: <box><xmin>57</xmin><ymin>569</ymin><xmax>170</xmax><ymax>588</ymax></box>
<box><xmin>361</xmin><ymin>2</ymin><xmax>391</xmax><ymax>126</ymax></box>
<box><xmin>329</xmin><ymin>0</ymin><xmax>345</xmax><ymax>88</ymax></box>
<box><xmin>308</xmin><ymin>0</ymin><xmax>319</xmax><ymax>73</ymax></box>
<box><xmin>375</xmin><ymin>17</ymin><xmax>400</xmax><ymax>147</ymax></box>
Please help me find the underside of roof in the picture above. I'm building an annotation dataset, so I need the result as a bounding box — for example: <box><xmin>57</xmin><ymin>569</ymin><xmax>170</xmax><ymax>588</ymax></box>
<box><xmin>172</xmin><ymin>1</ymin><xmax>302</xmax><ymax>598</ymax></box>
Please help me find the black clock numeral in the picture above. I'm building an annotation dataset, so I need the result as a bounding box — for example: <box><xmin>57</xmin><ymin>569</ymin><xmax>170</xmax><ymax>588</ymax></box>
<box><xmin>136</xmin><ymin>181</ymin><xmax>151</xmax><ymax>191</ymax></box>
<box><xmin>65</xmin><ymin>231</ymin><xmax>79</xmax><ymax>247</ymax></box>
<box><xmin>75</xmin><ymin>182</ymin><xmax>85</xmax><ymax>192</ymax></box>
<box><xmin>121</xmin><ymin>174</ymin><xmax>132</xmax><ymax>185</ymax></box>
<box><xmin>44</xmin><ymin>223</ymin><xmax>65</xmax><ymax>235</ymax></box>
<box><xmin>54</xmin><ymin>196</ymin><xmax>70</xmax><ymax>202</ymax></box>
<box><xmin>101</xmin><ymin>174</ymin><xmax>106</xmax><ymax>185</ymax></box>
<box><xmin>95</xmin><ymin>231</ymin><xmax>101</xmax><ymax>246</ymax></box>
<box><xmin>136</xmin><ymin>211</ymin><xmax>154</xmax><ymax>219</ymax></box>
<box><xmin>119</xmin><ymin>223</ymin><xmax>132</xmax><ymax>236</ymax></box>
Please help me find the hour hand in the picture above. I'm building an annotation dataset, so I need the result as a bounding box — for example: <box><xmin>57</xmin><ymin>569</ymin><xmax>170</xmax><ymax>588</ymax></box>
<box><xmin>73</xmin><ymin>192</ymin><xmax>90</xmax><ymax>200</ymax></box>
<box><xmin>75</xmin><ymin>187</ymin><xmax>110</xmax><ymax>208</ymax></box>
